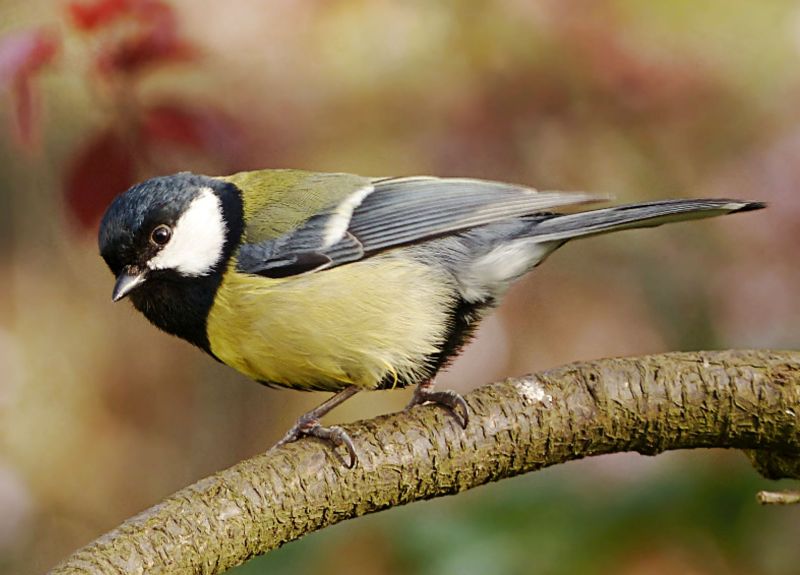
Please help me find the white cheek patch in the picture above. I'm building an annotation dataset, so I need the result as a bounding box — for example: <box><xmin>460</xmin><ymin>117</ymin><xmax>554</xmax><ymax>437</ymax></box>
<box><xmin>147</xmin><ymin>187</ymin><xmax>226</xmax><ymax>277</ymax></box>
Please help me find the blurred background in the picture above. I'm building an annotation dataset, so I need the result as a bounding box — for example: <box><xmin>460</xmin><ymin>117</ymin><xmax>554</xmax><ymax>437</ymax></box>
<box><xmin>0</xmin><ymin>1</ymin><xmax>798</xmax><ymax>574</ymax></box>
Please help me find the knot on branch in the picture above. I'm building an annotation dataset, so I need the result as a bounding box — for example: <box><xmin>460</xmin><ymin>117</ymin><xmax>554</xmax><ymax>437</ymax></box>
<box><xmin>746</xmin><ymin>449</ymin><xmax>800</xmax><ymax>480</ymax></box>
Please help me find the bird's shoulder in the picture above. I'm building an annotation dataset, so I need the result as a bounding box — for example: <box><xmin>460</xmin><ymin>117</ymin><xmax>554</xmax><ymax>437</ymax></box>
<box><xmin>219</xmin><ymin>169</ymin><xmax>373</xmax><ymax>244</ymax></box>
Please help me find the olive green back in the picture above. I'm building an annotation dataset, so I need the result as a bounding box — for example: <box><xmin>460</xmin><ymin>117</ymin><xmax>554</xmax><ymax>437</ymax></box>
<box><xmin>220</xmin><ymin>169</ymin><xmax>372</xmax><ymax>244</ymax></box>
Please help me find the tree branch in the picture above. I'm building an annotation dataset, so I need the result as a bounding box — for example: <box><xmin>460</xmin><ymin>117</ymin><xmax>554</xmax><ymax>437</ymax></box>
<box><xmin>49</xmin><ymin>350</ymin><xmax>800</xmax><ymax>575</ymax></box>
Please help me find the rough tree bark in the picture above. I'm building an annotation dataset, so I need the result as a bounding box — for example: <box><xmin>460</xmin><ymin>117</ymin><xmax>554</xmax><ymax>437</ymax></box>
<box><xmin>49</xmin><ymin>350</ymin><xmax>800</xmax><ymax>575</ymax></box>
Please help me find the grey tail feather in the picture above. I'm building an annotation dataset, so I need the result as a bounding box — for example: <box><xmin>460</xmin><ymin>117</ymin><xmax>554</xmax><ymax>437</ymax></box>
<box><xmin>530</xmin><ymin>199</ymin><xmax>766</xmax><ymax>243</ymax></box>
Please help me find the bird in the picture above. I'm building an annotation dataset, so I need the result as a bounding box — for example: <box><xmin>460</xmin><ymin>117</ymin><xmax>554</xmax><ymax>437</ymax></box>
<box><xmin>98</xmin><ymin>169</ymin><xmax>764</xmax><ymax>467</ymax></box>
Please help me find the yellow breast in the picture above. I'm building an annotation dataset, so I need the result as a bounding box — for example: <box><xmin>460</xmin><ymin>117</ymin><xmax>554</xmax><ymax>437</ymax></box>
<box><xmin>206</xmin><ymin>254</ymin><xmax>456</xmax><ymax>391</ymax></box>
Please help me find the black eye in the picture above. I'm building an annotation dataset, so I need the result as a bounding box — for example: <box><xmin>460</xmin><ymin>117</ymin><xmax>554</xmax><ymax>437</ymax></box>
<box><xmin>150</xmin><ymin>225</ymin><xmax>172</xmax><ymax>246</ymax></box>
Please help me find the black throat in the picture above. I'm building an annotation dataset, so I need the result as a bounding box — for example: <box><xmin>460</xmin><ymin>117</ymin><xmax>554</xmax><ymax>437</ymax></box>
<box><xmin>130</xmin><ymin>272</ymin><xmax>223</xmax><ymax>355</ymax></box>
<box><xmin>129</xmin><ymin>180</ymin><xmax>244</xmax><ymax>357</ymax></box>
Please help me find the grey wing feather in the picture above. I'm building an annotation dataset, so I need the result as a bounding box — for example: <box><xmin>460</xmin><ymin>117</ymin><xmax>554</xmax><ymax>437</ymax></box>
<box><xmin>350</xmin><ymin>177</ymin><xmax>601</xmax><ymax>251</ymax></box>
<box><xmin>236</xmin><ymin>212</ymin><xmax>336</xmax><ymax>276</ymax></box>
<box><xmin>238</xmin><ymin>176</ymin><xmax>604</xmax><ymax>278</ymax></box>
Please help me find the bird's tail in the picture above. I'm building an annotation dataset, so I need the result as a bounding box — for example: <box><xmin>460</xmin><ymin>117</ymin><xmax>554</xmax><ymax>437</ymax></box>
<box><xmin>531</xmin><ymin>199</ymin><xmax>765</xmax><ymax>243</ymax></box>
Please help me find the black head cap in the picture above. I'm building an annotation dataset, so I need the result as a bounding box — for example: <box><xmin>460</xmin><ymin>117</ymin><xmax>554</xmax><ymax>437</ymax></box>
<box><xmin>99</xmin><ymin>173</ymin><xmax>224</xmax><ymax>276</ymax></box>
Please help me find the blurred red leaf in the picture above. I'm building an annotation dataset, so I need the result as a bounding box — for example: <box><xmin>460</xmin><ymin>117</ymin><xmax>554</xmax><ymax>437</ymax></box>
<box><xmin>67</xmin><ymin>0</ymin><xmax>182</xmax><ymax>32</ymax></box>
<box><xmin>95</xmin><ymin>0</ymin><xmax>197</xmax><ymax>75</ymax></box>
<box><xmin>100</xmin><ymin>30</ymin><xmax>195</xmax><ymax>75</ymax></box>
<box><xmin>130</xmin><ymin>0</ymin><xmax>176</xmax><ymax>23</ymax></box>
<box><xmin>0</xmin><ymin>29</ymin><xmax>59</xmax><ymax>84</ymax></box>
<box><xmin>142</xmin><ymin>103</ymin><xmax>243</xmax><ymax>160</ymax></box>
<box><xmin>0</xmin><ymin>28</ymin><xmax>60</xmax><ymax>149</ymax></box>
<box><xmin>65</xmin><ymin>130</ymin><xmax>136</xmax><ymax>231</ymax></box>
<box><xmin>13</xmin><ymin>79</ymin><xmax>36</xmax><ymax>148</ymax></box>
<box><xmin>66</xmin><ymin>0</ymin><xmax>132</xmax><ymax>31</ymax></box>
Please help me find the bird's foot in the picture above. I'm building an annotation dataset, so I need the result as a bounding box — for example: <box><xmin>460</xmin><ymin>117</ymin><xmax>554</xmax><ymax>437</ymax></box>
<box><xmin>405</xmin><ymin>380</ymin><xmax>469</xmax><ymax>428</ymax></box>
<box><xmin>273</xmin><ymin>386</ymin><xmax>361</xmax><ymax>468</ymax></box>
<box><xmin>276</xmin><ymin>416</ymin><xmax>357</xmax><ymax>468</ymax></box>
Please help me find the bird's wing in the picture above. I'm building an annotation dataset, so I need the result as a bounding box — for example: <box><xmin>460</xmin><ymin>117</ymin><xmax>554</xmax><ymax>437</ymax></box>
<box><xmin>236</xmin><ymin>175</ymin><xmax>605</xmax><ymax>278</ymax></box>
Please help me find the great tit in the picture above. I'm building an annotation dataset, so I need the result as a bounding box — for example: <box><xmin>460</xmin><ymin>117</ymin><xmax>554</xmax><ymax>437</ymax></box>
<box><xmin>98</xmin><ymin>169</ymin><xmax>763</xmax><ymax>466</ymax></box>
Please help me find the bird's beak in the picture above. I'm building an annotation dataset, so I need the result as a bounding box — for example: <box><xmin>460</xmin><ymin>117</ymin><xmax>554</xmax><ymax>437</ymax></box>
<box><xmin>112</xmin><ymin>267</ymin><xmax>147</xmax><ymax>302</ymax></box>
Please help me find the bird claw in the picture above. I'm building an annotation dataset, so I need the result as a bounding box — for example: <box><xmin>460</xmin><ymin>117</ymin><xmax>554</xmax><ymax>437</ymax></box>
<box><xmin>276</xmin><ymin>416</ymin><xmax>358</xmax><ymax>469</ymax></box>
<box><xmin>406</xmin><ymin>381</ymin><xmax>469</xmax><ymax>429</ymax></box>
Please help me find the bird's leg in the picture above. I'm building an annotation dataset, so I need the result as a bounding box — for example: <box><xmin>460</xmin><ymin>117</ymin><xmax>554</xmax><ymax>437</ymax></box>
<box><xmin>275</xmin><ymin>386</ymin><xmax>361</xmax><ymax>468</ymax></box>
<box><xmin>405</xmin><ymin>379</ymin><xmax>469</xmax><ymax>429</ymax></box>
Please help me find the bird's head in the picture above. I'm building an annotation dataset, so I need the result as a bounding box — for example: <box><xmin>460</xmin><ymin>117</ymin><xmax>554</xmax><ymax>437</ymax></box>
<box><xmin>98</xmin><ymin>172</ymin><xmax>244</xmax><ymax>303</ymax></box>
